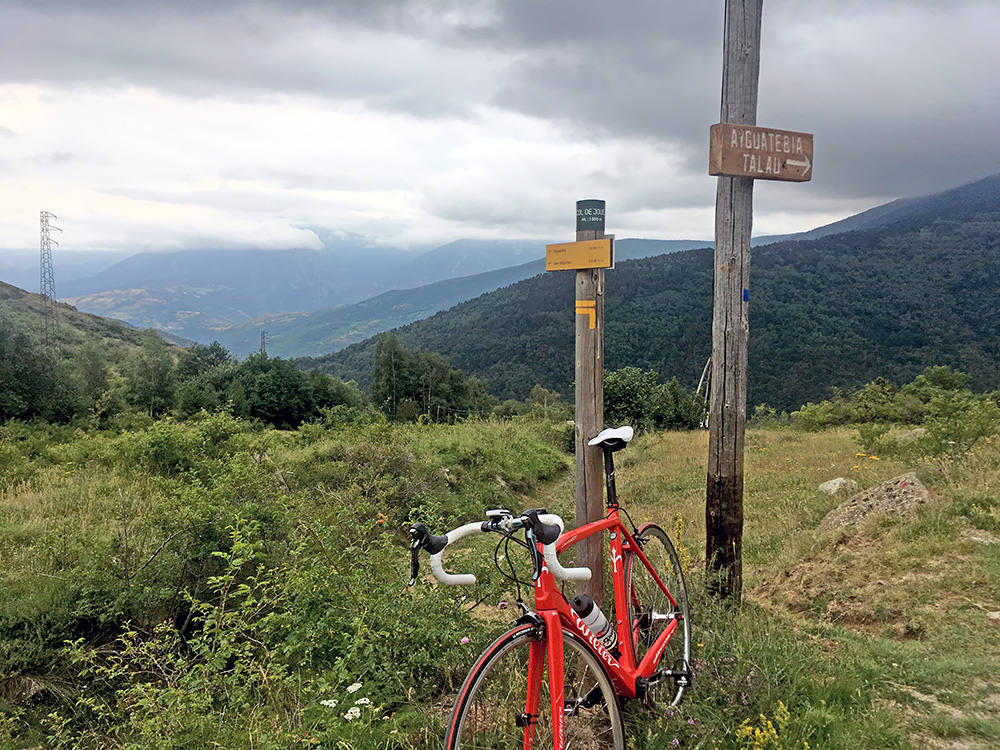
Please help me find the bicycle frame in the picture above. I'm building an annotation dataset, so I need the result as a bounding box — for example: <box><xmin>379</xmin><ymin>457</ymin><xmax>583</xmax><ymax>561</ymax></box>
<box><xmin>489</xmin><ymin>511</ymin><xmax>680</xmax><ymax>750</ymax></box>
<box><xmin>539</xmin><ymin>509</ymin><xmax>681</xmax><ymax>699</ymax></box>
<box><xmin>427</xmin><ymin>427</ymin><xmax>689</xmax><ymax>749</ymax></box>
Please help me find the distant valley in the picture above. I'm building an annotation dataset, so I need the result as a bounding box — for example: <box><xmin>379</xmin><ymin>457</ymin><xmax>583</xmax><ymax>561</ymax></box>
<box><xmin>4</xmin><ymin>175</ymin><xmax>1000</xmax><ymax>414</ymax></box>
<box><xmin>304</xmin><ymin>175</ymin><xmax>1000</xmax><ymax>411</ymax></box>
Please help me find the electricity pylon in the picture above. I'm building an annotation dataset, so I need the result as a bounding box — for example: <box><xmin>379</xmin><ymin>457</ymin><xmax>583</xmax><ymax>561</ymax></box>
<box><xmin>39</xmin><ymin>211</ymin><xmax>61</xmax><ymax>346</ymax></box>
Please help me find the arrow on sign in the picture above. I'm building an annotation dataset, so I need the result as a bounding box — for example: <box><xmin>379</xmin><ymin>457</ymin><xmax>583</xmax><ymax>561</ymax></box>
<box><xmin>786</xmin><ymin>153</ymin><xmax>811</xmax><ymax>177</ymax></box>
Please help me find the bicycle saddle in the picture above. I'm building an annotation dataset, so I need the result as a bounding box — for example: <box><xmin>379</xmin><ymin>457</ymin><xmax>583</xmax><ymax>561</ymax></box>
<box><xmin>588</xmin><ymin>425</ymin><xmax>634</xmax><ymax>451</ymax></box>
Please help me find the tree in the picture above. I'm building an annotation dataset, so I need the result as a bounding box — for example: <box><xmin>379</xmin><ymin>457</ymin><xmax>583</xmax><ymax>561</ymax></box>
<box><xmin>901</xmin><ymin>365</ymin><xmax>969</xmax><ymax>403</ymax></box>
<box><xmin>309</xmin><ymin>370</ymin><xmax>367</xmax><ymax>411</ymax></box>
<box><xmin>369</xmin><ymin>333</ymin><xmax>495</xmax><ymax>422</ymax></box>
<box><xmin>0</xmin><ymin>314</ymin><xmax>61</xmax><ymax>420</ymax></box>
<box><xmin>370</xmin><ymin>333</ymin><xmax>414</xmax><ymax>418</ymax></box>
<box><xmin>851</xmin><ymin>376</ymin><xmax>900</xmax><ymax>423</ymax></box>
<box><xmin>604</xmin><ymin>367</ymin><xmax>660</xmax><ymax>432</ymax></box>
<box><xmin>230</xmin><ymin>353</ymin><xmax>315</xmax><ymax>429</ymax></box>
<box><xmin>123</xmin><ymin>333</ymin><xmax>177</xmax><ymax>417</ymax></box>
<box><xmin>604</xmin><ymin>367</ymin><xmax>702</xmax><ymax>432</ymax></box>
<box><xmin>654</xmin><ymin>377</ymin><xmax>705</xmax><ymax>430</ymax></box>
<box><xmin>176</xmin><ymin>341</ymin><xmax>232</xmax><ymax>381</ymax></box>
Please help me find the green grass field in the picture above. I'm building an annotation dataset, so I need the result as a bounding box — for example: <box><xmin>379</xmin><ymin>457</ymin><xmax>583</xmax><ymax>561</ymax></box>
<box><xmin>1</xmin><ymin>418</ymin><xmax>998</xmax><ymax>748</ymax></box>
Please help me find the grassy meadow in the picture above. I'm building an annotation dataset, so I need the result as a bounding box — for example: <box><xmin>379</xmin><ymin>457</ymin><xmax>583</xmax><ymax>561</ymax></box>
<box><xmin>1</xmin><ymin>415</ymin><xmax>998</xmax><ymax>748</ymax></box>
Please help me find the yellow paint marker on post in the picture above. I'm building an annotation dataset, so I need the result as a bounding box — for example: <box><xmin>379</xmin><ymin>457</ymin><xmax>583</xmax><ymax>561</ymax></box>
<box><xmin>575</xmin><ymin>300</ymin><xmax>596</xmax><ymax>329</ymax></box>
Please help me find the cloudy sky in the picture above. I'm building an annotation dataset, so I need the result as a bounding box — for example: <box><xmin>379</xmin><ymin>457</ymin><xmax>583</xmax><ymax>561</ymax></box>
<box><xmin>2</xmin><ymin>0</ymin><xmax>999</xmax><ymax>255</ymax></box>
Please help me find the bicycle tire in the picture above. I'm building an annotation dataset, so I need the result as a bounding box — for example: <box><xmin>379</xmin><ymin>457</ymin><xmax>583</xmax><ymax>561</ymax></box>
<box><xmin>445</xmin><ymin>624</ymin><xmax>625</xmax><ymax>750</ymax></box>
<box><xmin>624</xmin><ymin>522</ymin><xmax>691</xmax><ymax>709</ymax></box>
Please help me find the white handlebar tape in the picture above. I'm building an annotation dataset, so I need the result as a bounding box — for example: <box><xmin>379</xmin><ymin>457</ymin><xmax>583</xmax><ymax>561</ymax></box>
<box><xmin>542</xmin><ymin>544</ymin><xmax>593</xmax><ymax>581</ymax></box>
<box><xmin>538</xmin><ymin>514</ymin><xmax>592</xmax><ymax>581</ymax></box>
<box><xmin>429</xmin><ymin>521</ymin><xmax>483</xmax><ymax>586</ymax></box>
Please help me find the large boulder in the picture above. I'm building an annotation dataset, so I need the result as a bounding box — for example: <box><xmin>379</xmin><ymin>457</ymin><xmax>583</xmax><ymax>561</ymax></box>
<box><xmin>817</xmin><ymin>472</ymin><xmax>931</xmax><ymax>535</ymax></box>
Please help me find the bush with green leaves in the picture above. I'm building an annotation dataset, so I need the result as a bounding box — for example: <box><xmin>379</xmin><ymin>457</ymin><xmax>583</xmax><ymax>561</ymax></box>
<box><xmin>604</xmin><ymin>366</ymin><xmax>704</xmax><ymax>432</ymax></box>
<box><xmin>0</xmin><ymin>413</ymin><xmax>568</xmax><ymax>747</ymax></box>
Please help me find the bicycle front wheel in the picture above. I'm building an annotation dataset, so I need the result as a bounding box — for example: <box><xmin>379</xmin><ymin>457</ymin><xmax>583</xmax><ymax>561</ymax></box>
<box><xmin>445</xmin><ymin>624</ymin><xmax>624</xmax><ymax>750</ymax></box>
<box><xmin>625</xmin><ymin>522</ymin><xmax>691</xmax><ymax>709</ymax></box>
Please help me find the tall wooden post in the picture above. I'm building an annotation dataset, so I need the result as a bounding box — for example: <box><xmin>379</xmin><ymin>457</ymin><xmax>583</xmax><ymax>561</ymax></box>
<box><xmin>575</xmin><ymin>199</ymin><xmax>605</xmax><ymax>608</ymax></box>
<box><xmin>706</xmin><ymin>0</ymin><xmax>762</xmax><ymax>600</ymax></box>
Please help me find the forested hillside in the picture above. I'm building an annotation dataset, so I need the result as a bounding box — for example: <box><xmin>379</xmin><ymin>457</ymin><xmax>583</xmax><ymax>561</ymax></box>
<box><xmin>305</xmin><ymin>176</ymin><xmax>1000</xmax><ymax>410</ymax></box>
<box><xmin>215</xmin><ymin>238</ymin><xmax>710</xmax><ymax>358</ymax></box>
<box><xmin>0</xmin><ymin>282</ymin><xmax>155</xmax><ymax>421</ymax></box>
<box><xmin>0</xmin><ymin>282</ymin><xmax>367</xmax><ymax>428</ymax></box>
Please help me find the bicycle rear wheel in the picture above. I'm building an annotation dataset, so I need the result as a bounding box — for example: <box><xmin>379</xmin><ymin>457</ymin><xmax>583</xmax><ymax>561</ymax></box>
<box><xmin>624</xmin><ymin>523</ymin><xmax>691</xmax><ymax>709</ymax></box>
<box><xmin>445</xmin><ymin>624</ymin><xmax>624</xmax><ymax>750</ymax></box>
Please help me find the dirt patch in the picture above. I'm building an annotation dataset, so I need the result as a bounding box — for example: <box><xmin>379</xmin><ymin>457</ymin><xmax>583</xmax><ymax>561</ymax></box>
<box><xmin>888</xmin><ymin>687</ymin><xmax>1000</xmax><ymax>750</ymax></box>
<box><xmin>750</xmin><ymin>509</ymin><xmax>986</xmax><ymax>638</ymax></box>
<box><xmin>960</xmin><ymin>526</ymin><xmax>1000</xmax><ymax>546</ymax></box>
<box><xmin>816</xmin><ymin>472</ymin><xmax>932</xmax><ymax>536</ymax></box>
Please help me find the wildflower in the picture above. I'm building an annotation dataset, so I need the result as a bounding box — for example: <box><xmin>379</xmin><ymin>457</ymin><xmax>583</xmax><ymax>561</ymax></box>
<box><xmin>376</xmin><ymin>512</ymin><xmax>387</xmax><ymax>525</ymax></box>
<box><xmin>672</xmin><ymin>738</ymin><xmax>680</xmax><ymax>747</ymax></box>
<box><xmin>871</xmin><ymin>456</ymin><xmax>880</xmax><ymax>461</ymax></box>
<box><xmin>461</xmin><ymin>636</ymin><xmax>471</xmax><ymax>644</ymax></box>
<box><xmin>855</xmin><ymin>452</ymin><xmax>867</xmax><ymax>458</ymax></box>
<box><xmin>697</xmin><ymin>643</ymin><xmax>704</xmax><ymax>648</ymax></box>
<box><xmin>347</xmin><ymin>682</ymin><xmax>362</xmax><ymax>694</ymax></box>
<box><xmin>355</xmin><ymin>697</ymin><xmax>372</xmax><ymax>706</ymax></box>
<box><xmin>321</xmin><ymin>699</ymin><xmax>339</xmax><ymax>709</ymax></box>
<box><xmin>344</xmin><ymin>706</ymin><xmax>361</xmax><ymax>721</ymax></box>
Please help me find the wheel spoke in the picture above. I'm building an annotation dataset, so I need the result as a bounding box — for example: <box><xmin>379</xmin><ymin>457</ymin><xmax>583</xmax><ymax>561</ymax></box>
<box><xmin>624</xmin><ymin>524</ymin><xmax>692</xmax><ymax>709</ymax></box>
<box><xmin>447</xmin><ymin>626</ymin><xmax>624</xmax><ymax>749</ymax></box>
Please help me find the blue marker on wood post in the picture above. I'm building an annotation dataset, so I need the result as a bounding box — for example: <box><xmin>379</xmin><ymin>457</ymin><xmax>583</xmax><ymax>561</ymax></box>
<box><xmin>743</xmin><ymin>289</ymin><xmax>749</xmax><ymax>302</ymax></box>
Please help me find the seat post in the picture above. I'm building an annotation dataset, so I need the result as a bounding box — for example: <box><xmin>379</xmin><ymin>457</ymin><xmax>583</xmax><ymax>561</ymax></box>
<box><xmin>602</xmin><ymin>446</ymin><xmax>618</xmax><ymax>508</ymax></box>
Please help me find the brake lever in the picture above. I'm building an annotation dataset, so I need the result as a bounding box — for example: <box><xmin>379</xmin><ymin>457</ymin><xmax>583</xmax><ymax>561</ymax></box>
<box><xmin>408</xmin><ymin>523</ymin><xmax>427</xmax><ymax>587</ymax></box>
<box><xmin>409</xmin><ymin>545</ymin><xmax>421</xmax><ymax>587</ymax></box>
<box><xmin>525</xmin><ymin>526</ymin><xmax>544</xmax><ymax>581</ymax></box>
<box><xmin>408</xmin><ymin>522</ymin><xmax>450</xmax><ymax>586</ymax></box>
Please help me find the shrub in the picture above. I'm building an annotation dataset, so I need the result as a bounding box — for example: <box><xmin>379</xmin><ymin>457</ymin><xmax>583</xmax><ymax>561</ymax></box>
<box><xmin>605</xmin><ymin>367</ymin><xmax>703</xmax><ymax>432</ymax></box>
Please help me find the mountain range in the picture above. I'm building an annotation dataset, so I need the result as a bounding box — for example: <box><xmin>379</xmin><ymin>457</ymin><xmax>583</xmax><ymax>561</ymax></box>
<box><xmin>2</xmin><ymin>176</ymin><xmax>953</xmax><ymax>361</ymax></box>
<box><xmin>5</xmin><ymin>174</ymin><xmax>1000</xmax><ymax>413</ymax></box>
<box><xmin>302</xmin><ymin>175</ymin><xmax>1000</xmax><ymax>411</ymax></box>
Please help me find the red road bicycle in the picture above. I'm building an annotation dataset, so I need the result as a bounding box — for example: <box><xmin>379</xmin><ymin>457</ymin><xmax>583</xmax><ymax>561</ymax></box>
<box><xmin>409</xmin><ymin>426</ymin><xmax>692</xmax><ymax>749</ymax></box>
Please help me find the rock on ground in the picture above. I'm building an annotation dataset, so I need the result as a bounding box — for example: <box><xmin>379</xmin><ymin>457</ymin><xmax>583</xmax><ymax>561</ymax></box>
<box><xmin>817</xmin><ymin>472</ymin><xmax>931</xmax><ymax>535</ymax></box>
<box><xmin>818</xmin><ymin>477</ymin><xmax>859</xmax><ymax>495</ymax></box>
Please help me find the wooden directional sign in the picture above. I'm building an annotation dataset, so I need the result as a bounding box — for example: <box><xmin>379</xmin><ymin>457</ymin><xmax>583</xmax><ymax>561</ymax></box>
<box><xmin>710</xmin><ymin>123</ymin><xmax>813</xmax><ymax>182</ymax></box>
<box><xmin>545</xmin><ymin>238</ymin><xmax>613</xmax><ymax>271</ymax></box>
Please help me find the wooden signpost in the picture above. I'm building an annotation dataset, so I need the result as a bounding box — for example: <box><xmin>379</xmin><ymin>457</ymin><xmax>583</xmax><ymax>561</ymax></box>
<box><xmin>545</xmin><ymin>199</ymin><xmax>610</xmax><ymax>608</ymax></box>
<box><xmin>706</xmin><ymin>0</ymin><xmax>813</xmax><ymax>600</ymax></box>
<box><xmin>710</xmin><ymin>123</ymin><xmax>813</xmax><ymax>182</ymax></box>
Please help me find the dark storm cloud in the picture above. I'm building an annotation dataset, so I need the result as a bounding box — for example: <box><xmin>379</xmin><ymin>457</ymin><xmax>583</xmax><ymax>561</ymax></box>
<box><xmin>3</xmin><ymin>0</ymin><xmax>999</xmax><ymax>248</ymax></box>
<box><xmin>470</xmin><ymin>1</ymin><xmax>723</xmax><ymax>147</ymax></box>
<box><xmin>0</xmin><ymin>0</ymin><xmax>493</xmax><ymax>118</ymax></box>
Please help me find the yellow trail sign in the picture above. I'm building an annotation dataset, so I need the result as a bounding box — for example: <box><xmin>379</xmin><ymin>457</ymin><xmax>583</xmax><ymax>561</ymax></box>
<box><xmin>545</xmin><ymin>238</ymin><xmax>613</xmax><ymax>271</ymax></box>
